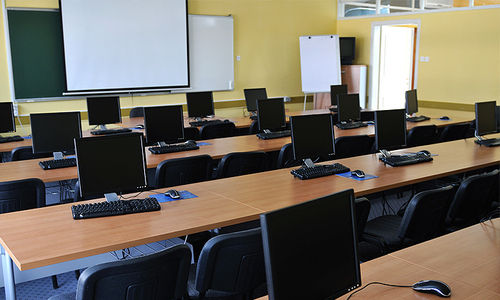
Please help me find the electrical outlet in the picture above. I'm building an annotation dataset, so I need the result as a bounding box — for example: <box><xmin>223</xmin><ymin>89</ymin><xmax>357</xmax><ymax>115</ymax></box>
<box><xmin>236</xmin><ymin>56</ymin><xmax>241</xmax><ymax>61</ymax></box>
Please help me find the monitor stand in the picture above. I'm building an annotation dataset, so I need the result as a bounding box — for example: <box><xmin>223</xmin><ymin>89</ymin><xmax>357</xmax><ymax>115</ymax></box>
<box><xmin>378</xmin><ymin>149</ymin><xmax>392</xmax><ymax>158</ymax></box>
<box><xmin>53</xmin><ymin>151</ymin><xmax>64</xmax><ymax>160</ymax></box>
<box><xmin>105</xmin><ymin>193</ymin><xmax>119</xmax><ymax>202</ymax></box>
<box><xmin>250</xmin><ymin>111</ymin><xmax>258</xmax><ymax>120</ymax></box>
<box><xmin>474</xmin><ymin>132</ymin><xmax>500</xmax><ymax>146</ymax></box>
<box><xmin>99</xmin><ymin>125</ymin><xmax>109</xmax><ymax>131</ymax></box>
<box><xmin>303</xmin><ymin>158</ymin><xmax>315</xmax><ymax>168</ymax></box>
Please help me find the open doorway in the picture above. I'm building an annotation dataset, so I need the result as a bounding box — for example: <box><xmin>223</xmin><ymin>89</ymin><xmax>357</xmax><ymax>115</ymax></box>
<box><xmin>368</xmin><ymin>20</ymin><xmax>420</xmax><ymax>110</ymax></box>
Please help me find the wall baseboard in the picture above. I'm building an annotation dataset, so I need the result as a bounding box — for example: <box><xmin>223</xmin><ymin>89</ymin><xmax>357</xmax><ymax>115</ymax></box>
<box><xmin>419</xmin><ymin>100</ymin><xmax>474</xmax><ymax>112</ymax></box>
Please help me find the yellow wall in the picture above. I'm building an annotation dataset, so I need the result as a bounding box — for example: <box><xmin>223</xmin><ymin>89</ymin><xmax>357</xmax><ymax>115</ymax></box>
<box><xmin>337</xmin><ymin>8</ymin><xmax>500</xmax><ymax>106</ymax></box>
<box><xmin>0</xmin><ymin>0</ymin><xmax>335</xmax><ymax>116</ymax></box>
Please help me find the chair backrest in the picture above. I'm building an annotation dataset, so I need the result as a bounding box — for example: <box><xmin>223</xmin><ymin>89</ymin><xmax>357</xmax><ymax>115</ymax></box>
<box><xmin>199</xmin><ymin>122</ymin><xmax>236</xmax><ymax>140</ymax></box>
<box><xmin>276</xmin><ymin>143</ymin><xmax>301</xmax><ymax>169</ymax></box>
<box><xmin>334</xmin><ymin>135</ymin><xmax>373</xmax><ymax>159</ymax></box>
<box><xmin>129</xmin><ymin>107</ymin><xmax>144</xmax><ymax>118</ymax></box>
<box><xmin>10</xmin><ymin>146</ymin><xmax>52</xmax><ymax>161</ymax></box>
<box><xmin>354</xmin><ymin>197</ymin><xmax>370</xmax><ymax>242</ymax></box>
<box><xmin>216</xmin><ymin>151</ymin><xmax>268</xmax><ymax>179</ymax></box>
<box><xmin>439</xmin><ymin>123</ymin><xmax>470</xmax><ymax>142</ymax></box>
<box><xmin>248</xmin><ymin>120</ymin><xmax>260</xmax><ymax>134</ymax></box>
<box><xmin>193</xmin><ymin>228</ymin><xmax>265</xmax><ymax>298</ymax></box>
<box><xmin>447</xmin><ymin>169</ymin><xmax>499</xmax><ymax>227</ymax></box>
<box><xmin>154</xmin><ymin>155</ymin><xmax>213</xmax><ymax>188</ymax></box>
<box><xmin>183</xmin><ymin>127</ymin><xmax>200</xmax><ymax>141</ymax></box>
<box><xmin>406</xmin><ymin>125</ymin><xmax>438</xmax><ymax>147</ymax></box>
<box><xmin>398</xmin><ymin>185</ymin><xmax>455</xmax><ymax>243</ymax></box>
<box><xmin>75</xmin><ymin>244</ymin><xmax>191</xmax><ymax>300</ymax></box>
<box><xmin>0</xmin><ymin>178</ymin><xmax>45</xmax><ymax>213</ymax></box>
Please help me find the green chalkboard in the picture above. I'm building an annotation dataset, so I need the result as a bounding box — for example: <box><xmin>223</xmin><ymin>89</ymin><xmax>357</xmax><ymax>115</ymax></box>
<box><xmin>8</xmin><ymin>10</ymin><xmax>66</xmax><ymax>99</ymax></box>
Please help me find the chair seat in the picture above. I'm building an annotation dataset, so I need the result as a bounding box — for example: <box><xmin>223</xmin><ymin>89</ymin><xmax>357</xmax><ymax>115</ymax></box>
<box><xmin>48</xmin><ymin>292</ymin><xmax>75</xmax><ymax>300</ymax></box>
<box><xmin>363</xmin><ymin>215</ymin><xmax>403</xmax><ymax>249</ymax></box>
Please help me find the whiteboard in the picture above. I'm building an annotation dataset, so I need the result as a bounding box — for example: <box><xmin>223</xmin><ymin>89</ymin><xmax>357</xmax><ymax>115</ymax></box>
<box><xmin>299</xmin><ymin>35</ymin><xmax>341</xmax><ymax>93</ymax></box>
<box><xmin>174</xmin><ymin>14</ymin><xmax>234</xmax><ymax>93</ymax></box>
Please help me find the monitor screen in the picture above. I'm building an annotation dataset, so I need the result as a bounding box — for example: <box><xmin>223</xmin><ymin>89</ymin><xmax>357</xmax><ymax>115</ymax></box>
<box><xmin>75</xmin><ymin>132</ymin><xmax>147</xmax><ymax>198</ymax></box>
<box><xmin>475</xmin><ymin>101</ymin><xmax>498</xmax><ymax>136</ymax></box>
<box><xmin>405</xmin><ymin>89</ymin><xmax>418</xmax><ymax>115</ymax></box>
<box><xmin>144</xmin><ymin>105</ymin><xmax>185</xmax><ymax>144</ymax></box>
<box><xmin>186</xmin><ymin>91</ymin><xmax>215</xmax><ymax>118</ymax></box>
<box><xmin>339</xmin><ymin>37</ymin><xmax>355</xmax><ymax>65</ymax></box>
<box><xmin>260</xmin><ymin>189</ymin><xmax>361</xmax><ymax>300</ymax></box>
<box><xmin>338</xmin><ymin>94</ymin><xmax>361</xmax><ymax>122</ymax></box>
<box><xmin>244</xmin><ymin>88</ymin><xmax>268</xmax><ymax>112</ymax></box>
<box><xmin>375</xmin><ymin>109</ymin><xmax>407</xmax><ymax>151</ymax></box>
<box><xmin>0</xmin><ymin>102</ymin><xmax>15</xmax><ymax>134</ymax></box>
<box><xmin>291</xmin><ymin>113</ymin><xmax>335</xmax><ymax>161</ymax></box>
<box><xmin>257</xmin><ymin>98</ymin><xmax>286</xmax><ymax>131</ymax></box>
<box><xmin>87</xmin><ymin>96</ymin><xmax>122</xmax><ymax>126</ymax></box>
<box><xmin>30</xmin><ymin>112</ymin><xmax>82</xmax><ymax>154</ymax></box>
<box><xmin>330</xmin><ymin>84</ymin><xmax>348</xmax><ymax>106</ymax></box>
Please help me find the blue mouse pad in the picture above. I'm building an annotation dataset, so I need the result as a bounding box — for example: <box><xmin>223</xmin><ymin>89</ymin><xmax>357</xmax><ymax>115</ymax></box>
<box><xmin>197</xmin><ymin>142</ymin><xmax>211</xmax><ymax>146</ymax></box>
<box><xmin>336</xmin><ymin>171</ymin><xmax>378</xmax><ymax>181</ymax></box>
<box><xmin>23</xmin><ymin>136</ymin><xmax>31</xmax><ymax>139</ymax></box>
<box><xmin>151</xmin><ymin>191</ymin><xmax>198</xmax><ymax>203</ymax></box>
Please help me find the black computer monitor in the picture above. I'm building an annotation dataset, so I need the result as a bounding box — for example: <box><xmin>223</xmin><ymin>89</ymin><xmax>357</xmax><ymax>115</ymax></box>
<box><xmin>375</xmin><ymin>109</ymin><xmax>407</xmax><ymax>151</ymax></box>
<box><xmin>186</xmin><ymin>91</ymin><xmax>215</xmax><ymax>118</ymax></box>
<box><xmin>475</xmin><ymin>101</ymin><xmax>498</xmax><ymax>136</ymax></box>
<box><xmin>75</xmin><ymin>132</ymin><xmax>147</xmax><ymax>202</ymax></box>
<box><xmin>330</xmin><ymin>84</ymin><xmax>348</xmax><ymax>106</ymax></box>
<box><xmin>290</xmin><ymin>114</ymin><xmax>335</xmax><ymax>162</ymax></box>
<box><xmin>257</xmin><ymin>98</ymin><xmax>286</xmax><ymax>131</ymax></box>
<box><xmin>30</xmin><ymin>112</ymin><xmax>82</xmax><ymax>155</ymax></box>
<box><xmin>87</xmin><ymin>96</ymin><xmax>122</xmax><ymax>126</ymax></box>
<box><xmin>260</xmin><ymin>189</ymin><xmax>361</xmax><ymax>300</ymax></box>
<box><xmin>340</xmin><ymin>37</ymin><xmax>356</xmax><ymax>65</ymax></box>
<box><xmin>244</xmin><ymin>88</ymin><xmax>268</xmax><ymax>112</ymax></box>
<box><xmin>405</xmin><ymin>89</ymin><xmax>418</xmax><ymax>115</ymax></box>
<box><xmin>338</xmin><ymin>94</ymin><xmax>361</xmax><ymax>122</ymax></box>
<box><xmin>0</xmin><ymin>102</ymin><xmax>15</xmax><ymax>134</ymax></box>
<box><xmin>144</xmin><ymin>105</ymin><xmax>184</xmax><ymax>145</ymax></box>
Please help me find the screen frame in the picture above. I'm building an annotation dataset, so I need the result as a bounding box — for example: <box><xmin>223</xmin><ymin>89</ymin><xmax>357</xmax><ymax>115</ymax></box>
<box><xmin>405</xmin><ymin>89</ymin><xmax>418</xmax><ymax>115</ymax></box>
<box><xmin>290</xmin><ymin>113</ymin><xmax>335</xmax><ymax>161</ymax></box>
<box><xmin>339</xmin><ymin>37</ymin><xmax>355</xmax><ymax>65</ymax></box>
<box><xmin>0</xmin><ymin>102</ymin><xmax>16</xmax><ymax>134</ymax></box>
<box><xmin>337</xmin><ymin>93</ymin><xmax>361</xmax><ymax>122</ymax></box>
<box><xmin>30</xmin><ymin>111</ymin><xmax>82</xmax><ymax>154</ymax></box>
<box><xmin>186</xmin><ymin>91</ymin><xmax>215</xmax><ymax>118</ymax></box>
<box><xmin>257</xmin><ymin>97</ymin><xmax>286</xmax><ymax>131</ymax></box>
<box><xmin>86</xmin><ymin>96</ymin><xmax>122</xmax><ymax>126</ymax></box>
<box><xmin>143</xmin><ymin>105</ymin><xmax>185</xmax><ymax>144</ymax></box>
<box><xmin>244</xmin><ymin>88</ymin><xmax>268</xmax><ymax>112</ymax></box>
<box><xmin>330</xmin><ymin>84</ymin><xmax>348</xmax><ymax>106</ymax></box>
<box><xmin>475</xmin><ymin>101</ymin><xmax>498</xmax><ymax>136</ymax></box>
<box><xmin>374</xmin><ymin>109</ymin><xmax>407</xmax><ymax>151</ymax></box>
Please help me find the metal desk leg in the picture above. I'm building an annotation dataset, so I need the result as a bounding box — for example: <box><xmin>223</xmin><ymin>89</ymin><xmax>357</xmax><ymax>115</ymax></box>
<box><xmin>1</xmin><ymin>246</ymin><xmax>16</xmax><ymax>300</ymax></box>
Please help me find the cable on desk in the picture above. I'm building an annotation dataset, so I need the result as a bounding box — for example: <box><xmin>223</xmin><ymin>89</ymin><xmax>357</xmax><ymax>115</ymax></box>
<box><xmin>346</xmin><ymin>281</ymin><xmax>412</xmax><ymax>300</ymax></box>
<box><xmin>119</xmin><ymin>191</ymin><xmax>144</xmax><ymax>200</ymax></box>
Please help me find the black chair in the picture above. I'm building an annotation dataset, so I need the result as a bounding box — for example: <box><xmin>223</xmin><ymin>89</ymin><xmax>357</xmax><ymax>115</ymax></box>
<box><xmin>362</xmin><ymin>185</ymin><xmax>455</xmax><ymax>253</ymax></box>
<box><xmin>129</xmin><ymin>107</ymin><xmax>144</xmax><ymax>118</ymax></box>
<box><xmin>188</xmin><ymin>228</ymin><xmax>266</xmax><ymax>300</ymax></box>
<box><xmin>406</xmin><ymin>125</ymin><xmax>438</xmax><ymax>147</ymax></box>
<box><xmin>184</xmin><ymin>127</ymin><xmax>200</xmax><ymax>141</ymax></box>
<box><xmin>276</xmin><ymin>143</ymin><xmax>300</xmax><ymax>169</ymax></box>
<box><xmin>360</xmin><ymin>111</ymin><xmax>375</xmax><ymax>121</ymax></box>
<box><xmin>248</xmin><ymin>120</ymin><xmax>260</xmax><ymax>134</ymax></box>
<box><xmin>154</xmin><ymin>155</ymin><xmax>213</xmax><ymax>188</ymax></box>
<box><xmin>439</xmin><ymin>123</ymin><xmax>470</xmax><ymax>142</ymax></box>
<box><xmin>334</xmin><ymin>135</ymin><xmax>373</xmax><ymax>159</ymax></box>
<box><xmin>199</xmin><ymin>122</ymin><xmax>236</xmax><ymax>140</ymax></box>
<box><xmin>48</xmin><ymin>244</ymin><xmax>192</xmax><ymax>300</ymax></box>
<box><xmin>216</xmin><ymin>151</ymin><xmax>268</xmax><ymax>179</ymax></box>
<box><xmin>354</xmin><ymin>197</ymin><xmax>383</xmax><ymax>262</ymax></box>
<box><xmin>10</xmin><ymin>146</ymin><xmax>51</xmax><ymax>161</ymax></box>
<box><xmin>446</xmin><ymin>169</ymin><xmax>499</xmax><ymax>230</ymax></box>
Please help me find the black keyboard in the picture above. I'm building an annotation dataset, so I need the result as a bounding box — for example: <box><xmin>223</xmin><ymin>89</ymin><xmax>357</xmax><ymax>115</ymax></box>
<box><xmin>90</xmin><ymin>128</ymin><xmax>132</xmax><ymax>135</ymax></box>
<box><xmin>336</xmin><ymin>122</ymin><xmax>368</xmax><ymax>130</ymax></box>
<box><xmin>380</xmin><ymin>153</ymin><xmax>433</xmax><ymax>167</ymax></box>
<box><xmin>475</xmin><ymin>138</ymin><xmax>500</xmax><ymax>147</ymax></box>
<box><xmin>71</xmin><ymin>198</ymin><xmax>161</xmax><ymax>220</ymax></box>
<box><xmin>149</xmin><ymin>141</ymin><xmax>199</xmax><ymax>154</ymax></box>
<box><xmin>0</xmin><ymin>135</ymin><xmax>23</xmax><ymax>143</ymax></box>
<box><xmin>291</xmin><ymin>163</ymin><xmax>350</xmax><ymax>180</ymax></box>
<box><xmin>39</xmin><ymin>158</ymin><xmax>77</xmax><ymax>170</ymax></box>
<box><xmin>256</xmin><ymin>130</ymin><xmax>291</xmax><ymax>140</ymax></box>
<box><xmin>189</xmin><ymin>119</ymin><xmax>224</xmax><ymax>127</ymax></box>
<box><xmin>406</xmin><ymin>115</ymin><xmax>430</xmax><ymax>122</ymax></box>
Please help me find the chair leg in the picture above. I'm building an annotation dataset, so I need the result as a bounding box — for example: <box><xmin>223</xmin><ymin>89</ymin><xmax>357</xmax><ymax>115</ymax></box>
<box><xmin>51</xmin><ymin>275</ymin><xmax>59</xmax><ymax>289</ymax></box>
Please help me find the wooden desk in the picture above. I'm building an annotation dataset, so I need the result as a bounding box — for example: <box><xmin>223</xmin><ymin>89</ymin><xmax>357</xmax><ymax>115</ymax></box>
<box><xmin>257</xmin><ymin>219</ymin><xmax>500</xmax><ymax>300</ymax></box>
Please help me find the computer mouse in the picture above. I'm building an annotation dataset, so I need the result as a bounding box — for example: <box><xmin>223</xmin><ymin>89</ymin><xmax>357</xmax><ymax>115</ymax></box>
<box><xmin>439</xmin><ymin>116</ymin><xmax>450</xmax><ymax>120</ymax></box>
<box><xmin>185</xmin><ymin>140</ymin><xmax>196</xmax><ymax>145</ymax></box>
<box><xmin>351</xmin><ymin>170</ymin><xmax>365</xmax><ymax>178</ymax></box>
<box><xmin>165</xmin><ymin>189</ymin><xmax>181</xmax><ymax>199</ymax></box>
<box><xmin>412</xmin><ymin>280</ymin><xmax>451</xmax><ymax>297</ymax></box>
<box><xmin>135</xmin><ymin>124</ymin><xmax>144</xmax><ymax>129</ymax></box>
<box><xmin>417</xmin><ymin>150</ymin><xmax>431</xmax><ymax>156</ymax></box>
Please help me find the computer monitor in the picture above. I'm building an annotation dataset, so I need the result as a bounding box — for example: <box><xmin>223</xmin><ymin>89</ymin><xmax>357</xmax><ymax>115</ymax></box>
<box><xmin>260</xmin><ymin>189</ymin><xmax>361</xmax><ymax>300</ymax></box>
<box><xmin>330</xmin><ymin>84</ymin><xmax>348</xmax><ymax>106</ymax></box>
<box><xmin>257</xmin><ymin>98</ymin><xmax>286</xmax><ymax>131</ymax></box>
<box><xmin>244</xmin><ymin>88</ymin><xmax>268</xmax><ymax>112</ymax></box>
<box><xmin>375</xmin><ymin>109</ymin><xmax>407</xmax><ymax>151</ymax></box>
<box><xmin>30</xmin><ymin>112</ymin><xmax>82</xmax><ymax>156</ymax></box>
<box><xmin>337</xmin><ymin>94</ymin><xmax>361</xmax><ymax>122</ymax></box>
<box><xmin>405</xmin><ymin>89</ymin><xmax>418</xmax><ymax>115</ymax></box>
<box><xmin>290</xmin><ymin>113</ymin><xmax>335</xmax><ymax>164</ymax></box>
<box><xmin>144</xmin><ymin>105</ymin><xmax>184</xmax><ymax>145</ymax></box>
<box><xmin>75</xmin><ymin>132</ymin><xmax>147</xmax><ymax>202</ymax></box>
<box><xmin>87</xmin><ymin>96</ymin><xmax>122</xmax><ymax>127</ymax></box>
<box><xmin>340</xmin><ymin>37</ymin><xmax>356</xmax><ymax>65</ymax></box>
<box><xmin>475</xmin><ymin>101</ymin><xmax>498</xmax><ymax>136</ymax></box>
<box><xmin>0</xmin><ymin>102</ymin><xmax>16</xmax><ymax>134</ymax></box>
<box><xmin>186</xmin><ymin>91</ymin><xmax>215</xmax><ymax>118</ymax></box>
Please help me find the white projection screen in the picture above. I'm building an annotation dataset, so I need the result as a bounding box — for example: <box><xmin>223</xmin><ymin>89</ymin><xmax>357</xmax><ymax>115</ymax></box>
<box><xmin>60</xmin><ymin>0</ymin><xmax>189</xmax><ymax>94</ymax></box>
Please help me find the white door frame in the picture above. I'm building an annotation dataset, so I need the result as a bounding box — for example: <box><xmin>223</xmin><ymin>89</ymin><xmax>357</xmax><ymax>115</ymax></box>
<box><xmin>368</xmin><ymin>19</ymin><xmax>421</xmax><ymax>110</ymax></box>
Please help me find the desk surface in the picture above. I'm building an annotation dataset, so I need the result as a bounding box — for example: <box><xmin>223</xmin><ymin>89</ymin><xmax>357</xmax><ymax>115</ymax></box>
<box><xmin>0</xmin><ymin>136</ymin><xmax>498</xmax><ymax>271</ymax></box>
<box><xmin>257</xmin><ymin>219</ymin><xmax>500</xmax><ymax>300</ymax></box>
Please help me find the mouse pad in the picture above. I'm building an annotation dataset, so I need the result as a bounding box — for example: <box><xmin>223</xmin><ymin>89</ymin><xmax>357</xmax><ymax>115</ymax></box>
<box><xmin>197</xmin><ymin>142</ymin><xmax>211</xmax><ymax>146</ymax></box>
<box><xmin>336</xmin><ymin>171</ymin><xmax>378</xmax><ymax>181</ymax></box>
<box><xmin>151</xmin><ymin>191</ymin><xmax>198</xmax><ymax>203</ymax></box>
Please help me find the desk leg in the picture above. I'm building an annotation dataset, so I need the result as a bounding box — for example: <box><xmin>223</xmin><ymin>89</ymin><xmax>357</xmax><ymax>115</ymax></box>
<box><xmin>1</xmin><ymin>246</ymin><xmax>16</xmax><ymax>300</ymax></box>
